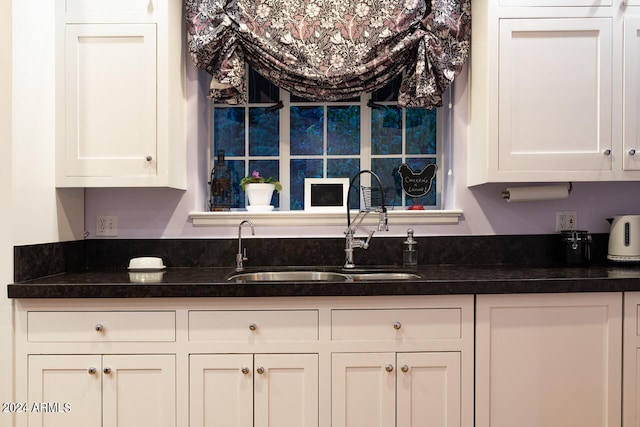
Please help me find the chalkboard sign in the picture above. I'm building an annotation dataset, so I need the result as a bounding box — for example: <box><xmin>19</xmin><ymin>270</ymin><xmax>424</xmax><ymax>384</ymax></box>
<box><xmin>397</xmin><ymin>163</ymin><xmax>437</xmax><ymax>197</ymax></box>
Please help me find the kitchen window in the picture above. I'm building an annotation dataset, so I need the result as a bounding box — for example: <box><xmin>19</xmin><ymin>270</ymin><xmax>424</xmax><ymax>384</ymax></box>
<box><xmin>209</xmin><ymin>68</ymin><xmax>444</xmax><ymax>212</ymax></box>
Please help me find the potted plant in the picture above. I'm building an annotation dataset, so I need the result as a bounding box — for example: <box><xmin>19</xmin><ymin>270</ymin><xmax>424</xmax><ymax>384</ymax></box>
<box><xmin>240</xmin><ymin>171</ymin><xmax>282</xmax><ymax>209</ymax></box>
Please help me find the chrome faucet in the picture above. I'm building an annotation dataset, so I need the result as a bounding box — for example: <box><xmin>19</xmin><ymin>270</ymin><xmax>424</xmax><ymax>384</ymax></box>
<box><xmin>236</xmin><ymin>220</ymin><xmax>255</xmax><ymax>271</ymax></box>
<box><xmin>344</xmin><ymin>170</ymin><xmax>389</xmax><ymax>269</ymax></box>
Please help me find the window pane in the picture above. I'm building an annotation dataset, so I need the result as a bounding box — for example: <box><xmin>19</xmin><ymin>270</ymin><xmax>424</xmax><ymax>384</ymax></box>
<box><xmin>249</xmin><ymin>107</ymin><xmax>279</xmax><ymax>156</ymax></box>
<box><xmin>407</xmin><ymin>108</ymin><xmax>437</xmax><ymax>155</ymax></box>
<box><xmin>290</xmin><ymin>106</ymin><xmax>323</xmax><ymax>155</ymax></box>
<box><xmin>228</xmin><ymin>159</ymin><xmax>246</xmax><ymax>209</ymax></box>
<box><xmin>249</xmin><ymin>68</ymin><xmax>279</xmax><ymax>103</ymax></box>
<box><xmin>248</xmin><ymin>159</ymin><xmax>280</xmax><ymax>208</ymax></box>
<box><xmin>290</xmin><ymin>159</ymin><xmax>322</xmax><ymax>210</ymax></box>
<box><xmin>327</xmin><ymin>106</ymin><xmax>360</xmax><ymax>155</ymax></box>
<box><xmin>328</xmin><ymin>158</ymin><xmax>360</xmax><ymax>208</ymax></box>
<box><xmin>214</xmin><ymin>107</ymin><xmax>245</xmax><ymax>156</ymax></box>
<box><xmin>371</xmin><ymin>106</ymin><xmax>402</xmax><ymax>155</ymax></box>
<box><xmin>371</xmin><ymin>157</ymin><xmax>403</xmax><ymax>207</ymax></box>
<box><xmin>371</xmin><ymin>74</ymin><xmax>402</xmax><ymax>102</ymax></box>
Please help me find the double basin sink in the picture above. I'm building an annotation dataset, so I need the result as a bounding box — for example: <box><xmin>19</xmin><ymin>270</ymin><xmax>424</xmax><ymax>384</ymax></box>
<box><xmin>227</xmin><ymin>269</ymin><xmax>421</xmax><ymax>283</ymax></box>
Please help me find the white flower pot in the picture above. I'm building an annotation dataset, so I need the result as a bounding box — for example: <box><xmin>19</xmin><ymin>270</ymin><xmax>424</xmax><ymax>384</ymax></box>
<box><xmin>245</xmin><ymin>183</ymin><xmax>276</xmax><ymax>207</ymax></box>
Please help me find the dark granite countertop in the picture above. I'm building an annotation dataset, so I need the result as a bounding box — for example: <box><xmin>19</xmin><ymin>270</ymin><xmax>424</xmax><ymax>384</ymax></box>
<box><xmin>8</xmin><ymin>264</ymin><xmax>640</xmax><ymax>299</ymax></box>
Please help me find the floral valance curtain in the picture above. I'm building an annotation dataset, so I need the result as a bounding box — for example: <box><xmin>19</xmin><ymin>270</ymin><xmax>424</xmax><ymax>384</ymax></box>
<box><xmin>185</xmin><ymin>0</ymin><xmax>470</xmax><ymax>108</ymax></box>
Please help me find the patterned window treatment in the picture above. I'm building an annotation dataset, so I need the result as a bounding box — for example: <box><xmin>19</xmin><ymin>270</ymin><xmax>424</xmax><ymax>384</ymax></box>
<box><xmin>185</xmin><ymin>0</ymin><xmax>470</xmax><ymax>108</ymax></box>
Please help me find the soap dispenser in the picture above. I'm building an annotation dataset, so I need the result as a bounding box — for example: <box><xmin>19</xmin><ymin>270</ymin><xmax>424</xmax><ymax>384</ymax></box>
<box><xmin>403</xmin><ymin>228</ymin><xmax>418</xmax><ymax>269</ymax></box>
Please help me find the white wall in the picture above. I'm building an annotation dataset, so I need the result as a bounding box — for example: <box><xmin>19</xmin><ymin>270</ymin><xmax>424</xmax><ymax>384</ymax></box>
<box><xmin>84</xmin><ymin>61</ymin><xmax>640</xmax><ymax>239</ymax></box>
<box><xmin>1</xmin><ymin>0</ymin><xmax>14</xmax><ymax>418</ymax></box>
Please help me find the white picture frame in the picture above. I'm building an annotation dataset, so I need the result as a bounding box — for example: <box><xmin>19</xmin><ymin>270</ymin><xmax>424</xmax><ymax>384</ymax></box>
<box><xmin>304</xmin><ymin>178</ymin><xmax>350</xmax><ymax>212</ymax></box>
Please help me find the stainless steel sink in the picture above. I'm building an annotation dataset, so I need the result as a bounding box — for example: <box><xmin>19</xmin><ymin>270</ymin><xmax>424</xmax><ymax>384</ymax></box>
<box><xmin>226</xmin><ymin>270</ymin><xmax>421</xmax><ymax>282</ymax></box>
<box><xmin>227</xmin><ymin>271</ymin><xmax>352</xmax><ymax>282</ymax></box>
<box><xmin>348</xmin><ymin>272</ymin><xmax>421</xmax><ymax>281</ymax></box>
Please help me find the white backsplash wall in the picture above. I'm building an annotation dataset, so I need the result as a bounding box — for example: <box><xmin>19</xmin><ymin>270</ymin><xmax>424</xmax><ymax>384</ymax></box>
<box><xmin>84</xmin><ymin>62</ymin><xmax>640</xmax><ymax>239</ymax></box>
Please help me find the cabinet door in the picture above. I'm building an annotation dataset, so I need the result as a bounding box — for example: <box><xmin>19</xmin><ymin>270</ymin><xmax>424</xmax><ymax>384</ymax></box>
<box><xmin>63</xmin><ymin>24</ymin><xmax>157</xmax><ymax>180</ymax></box>
<box><xmin>189</xmin><ymin>354</ymin><xmax>253</xmax><ymax>427</ymax></box>
<box><xmin>102</xmin><ymin>354</ymin><xmax>176</xmax><ymax>427</ymax></box>
<box><xmin>624</xmin><ymin>292</ymin><xmax>640</xmax><ymax>427</ymax></box>
<box><xmin>397</xmin><ymin>352</ymin><xmax>461</xmax><ymax>427</ymax></box>
<box><xmin>498</xmin><ymin>18</ymin><xmax>613</xmax><ymax>173</ymax></box>
<box><xmin>624</xmin><ymin>18</ymin><xmax>640</xmax><ymax>171</ymax></box>
<box><xmin>28</xmin><ymin>355</ymin><xmax>102</xmax><ymax>427</ymax></box>
<box><xmin>331</xmin><ymin>353</ymin><xmax>396</xmax><ymax>427</ymax></box>
<box><xmin>254</xmin><ymin>354</ymin><xmax>318</xmax><ymax>427</ymax></box>
<box><xmin>476</xmin><ymin>293</ymin><xmax>622</xmax><ymax>427</ymax></box>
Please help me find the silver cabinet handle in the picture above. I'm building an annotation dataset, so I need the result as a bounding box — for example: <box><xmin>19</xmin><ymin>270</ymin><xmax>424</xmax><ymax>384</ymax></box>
<box><xmin>249</xmin><ymin>323</ymin><xmax>257</xmax><ymax>331</ymax></box>
<box><xmin>103</xmin><ymin>367</ymin><xmax>112</xmax><ymax>374</ymax></box>
<box><xmin>95</xmin><ymin>324</ymin><xmax>104</xmax><ymax>332</ymax></box>
<box><xmin>604</xmin><ymin>149</ymin><xmax>612</xmax><ymax>155</ymax></box>
<box><xmin>393</xmin><ymin>321</ymin><xmax>402</xmax><ymax>330</ymax></box>
<box><xmin>146</xmin><ymin>155</ymin><xmax>153</xmax><ymax>161</ymax></box>
<box><xmin>256</xmin><ymin>366</ymin><xmax>265</xmax><ymax>374</ymax></box>
<box><xmin>400</xmin><ymin>365</ymin><xmax>409</xmax><ymax>373</ymax></box>
<box><xmin>385</xmin><ymin>364</ymin><xmax>394</xmax><ymax>372</ymax></box>
<box><xmin>88</xmin><ymin>367</ymin><xmax>97</xmax><ymax>375</ymax></box>
<box><xmin>630</xmin><ymin>149</ymin><xmax>637</xmax><ymax>156</ymax></box>
<box><xmin>241</xmin><ymin>367</ymin><xmax>250</xmax><ymax>375</ymax></box>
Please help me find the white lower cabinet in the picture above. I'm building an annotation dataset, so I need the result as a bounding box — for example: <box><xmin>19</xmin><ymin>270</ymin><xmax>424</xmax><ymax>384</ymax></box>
<box><xmin>476</xmin><ymin>293</ymin><xmax>622</xmax><ymax>427</ymax></box>
<box><xmin>332</xmin><ymin>352</ymin><xmax>460</xmax><ymax>427</ymax></box>
<box><xmin>189</xmin><ymin>353</ymin><xmax>318</xmax><ymax>427</ymax></box>
<box><xmin>28</xmin><ymin>354</ymin><xmax>176</xmax><ymax>427</ymax></box>
<box><xmin>624</xmin><ymin>292</ymin><xmax>640</xmax><ymax>427</ymax></box>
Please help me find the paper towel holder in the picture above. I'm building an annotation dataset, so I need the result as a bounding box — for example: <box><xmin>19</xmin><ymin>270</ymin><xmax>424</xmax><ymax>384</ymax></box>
<box><xmin>501</xmin><ymin>182</ymin><xmax>573</xmax><ymax>201</ymax></box>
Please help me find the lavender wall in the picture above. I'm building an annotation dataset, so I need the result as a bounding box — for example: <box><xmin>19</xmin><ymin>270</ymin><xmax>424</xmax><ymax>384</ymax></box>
<box><xmin>84</xmin><ymin>62</ymin><xmax>640</xmax><ymax>239</ymax></box>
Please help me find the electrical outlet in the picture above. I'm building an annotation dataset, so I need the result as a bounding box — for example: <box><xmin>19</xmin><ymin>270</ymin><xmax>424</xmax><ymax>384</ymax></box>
<box><xmin>96</xmin><ymin>215</ymin><xmax>118</xmax><ymax>237</ymax></box>
<box><xmin>556</xmin><ymin>211</ymin><xmax>577</xmax><ymax>232</ymax></box>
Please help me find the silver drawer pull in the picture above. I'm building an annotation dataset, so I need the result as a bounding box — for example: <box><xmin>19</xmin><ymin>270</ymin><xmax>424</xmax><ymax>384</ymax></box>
<box><xmin>88</xmin><ymin>367</ymin><xmax>97</xmax><ymax>375</ymax></box>
<box><xmin>393</xmin><ymin>321</ymin><xmax>402</xmax><ymax>330</ymax></box>
<box><xmin>249</xmin><ymin>323</ymin><xmax>257</xmax><ymax>331</ymax></box>
<box><xmin>630</xmin><ymin>149</ymin><xmax>637</xmax><ymax>156</ymax></box>
<box><xmin>604</xmin><ymin>149</ymin><xmax>612</xmax><ymax>155</ymax></box>
<box><xmin>256</xmin><ymin>366</ymin><xmax>264</xmax><ymax>374</ymax></box>
<box><xmin>385</xmin><ymin>364</ymin><xmax>394</xmax><ymax>372</ymax></box>
<box><xmin>146</xmin><ymin>155</ymin><xmax>153</xmax><ymax>161</ymax></box>
<box><xmin>103</xmin><ymin>367</ymin><xmax>112</xmax><ymax>374</ymax></box>
<box><xmin>241</xmin><ymin>367</ymin><xmax>250</xmax><ymax>375</ymax></box>
<box><xmin>400</xmin><ymin>365</ymin><xmax>409</xmax><ymax>373</ymax></box>
<box><xmin>95</xmin><ymin>324</ymin><xmax>104</xmax><ymax>332</ymax></box>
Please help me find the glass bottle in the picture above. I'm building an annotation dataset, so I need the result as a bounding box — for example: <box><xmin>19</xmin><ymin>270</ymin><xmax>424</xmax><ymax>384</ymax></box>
<box><xmin>403</xmin><ymin>228</ymin><xmax>418</xmax><ymax>269</ymax></box>
<box><xmin>210</xmin><ymin>150</ymin><xmax>231</xmax><ymax>211</ymax></box>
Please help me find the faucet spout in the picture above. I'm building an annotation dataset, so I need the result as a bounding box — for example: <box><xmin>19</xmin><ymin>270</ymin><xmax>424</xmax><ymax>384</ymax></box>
<box><xmin>236</xmin><ymin>220</ymin><xmax>255</xmax><ymax>271</ymax></box>
<box><xmin>344</xmin><ymin>170</ymin><xmax>389</xmax><ymax>269</ymax></box>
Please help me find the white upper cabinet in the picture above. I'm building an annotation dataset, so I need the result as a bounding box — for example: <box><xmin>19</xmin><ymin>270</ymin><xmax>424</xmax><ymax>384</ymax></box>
<box><xmin>55</xmin><ymin>0</ymin><xmax>186</xmax><ymax>188</ymax></box>
<box><xmin>469</xmin><ymin>0</ymin><xmax>640</xmax><ymax>184</ymax></box>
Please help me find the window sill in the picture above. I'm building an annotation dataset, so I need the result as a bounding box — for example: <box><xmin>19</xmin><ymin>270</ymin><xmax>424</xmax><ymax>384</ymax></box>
<box><xmin>189</xmin><ymin>209</ymin><xmax>463</xmax><ymax>227</ymax></box>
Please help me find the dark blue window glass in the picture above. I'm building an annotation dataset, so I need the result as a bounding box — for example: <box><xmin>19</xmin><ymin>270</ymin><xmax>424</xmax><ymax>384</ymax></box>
<box><xmin>290</xmin><ymin>107</ymin><xmax>323</xmax><ymax>155</ymax></box>
<box><xmin>371</xmin><ymin>157</ymin><xmax>403</xmax><ymax>207</ymax></box>
<box><xmin>290</xmin><ymin>159</ymin><xmax>323</xmax><ymax>210</ymax></box>
<box><xmin>407</xmin><ymin>109</ymin><xmax>437</xmax><ymax>155</ymax></box>
<box><xmin>248</xmin><ymin>159</ymin><xmax>280</xmax><ymax>208</ymax></box>
<box><xmin>249</xmin><ymin>68</ymin><xmax>280</xmax><ymax>103</ymax></box>
<box><xmin>249</xmin><ymin>107</ymin><xmax>279</xmax><ymax>156</ymax></box>
<box><xmin>327</xmin><ymin>106</ymin><xmax>360</xmax><ymax>155</ymax></box>
<box><xmin>214</xmin><ymin>108</ymin><xmax>245</xmax><ymax>156</ymax></box>
<box><xmin>227</xmin><ymin>159</ymin><xmax>246</xmax><ymax>209</ymax></box>
<box><xmin>371</xmin><ymin>106</ymin><xmax>402</xmax><ymax>155</ymax></box>
<box><xmin>328</xmin><ymin>158</ymin><xmax>360</xmax><ymax>208</ymax></box>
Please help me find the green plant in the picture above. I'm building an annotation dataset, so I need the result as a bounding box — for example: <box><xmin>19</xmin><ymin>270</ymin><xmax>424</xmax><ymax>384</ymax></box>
<box><xmin>240</xmin><ymin>170</ymin><xmax>282</xmax><ymax>192</ymax></box>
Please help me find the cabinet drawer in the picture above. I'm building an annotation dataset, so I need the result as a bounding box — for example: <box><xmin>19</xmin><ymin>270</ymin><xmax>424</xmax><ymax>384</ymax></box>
<box><xmin>189</xmin><ymin>310</ymin><xmax>319</xmax><ymax>341</ymax></box>
<box><xmin>27</xmin><ymin>311</ymin><xmax>176</xmax><ymax>342</ymax></box>
<box><xmin>331</xmin><ymin>308</ymin><xmax>462</xmax><ymax>340</ymax></box>
<box><xmin>65</xmin><ymin>0</ymin><xmax>157</xmax><ymax>22</ymax></box>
